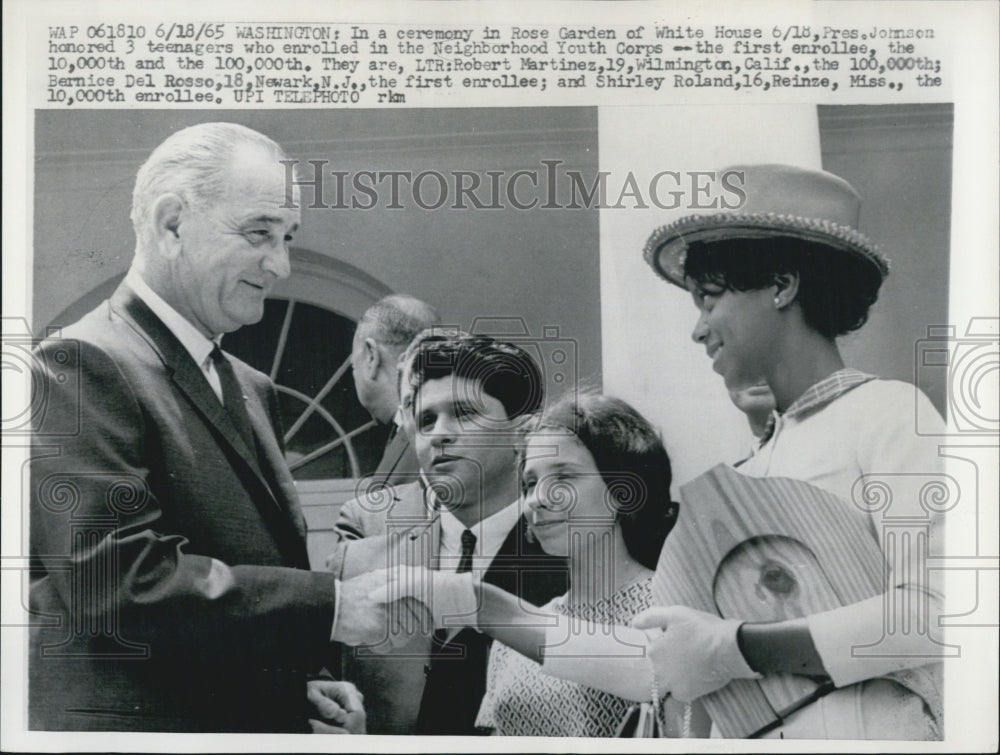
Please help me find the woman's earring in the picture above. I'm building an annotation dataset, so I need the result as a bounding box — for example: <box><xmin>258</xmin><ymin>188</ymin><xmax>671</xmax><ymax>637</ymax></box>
<box><xmin>774</xmin><ymin>297</ymin><xmax>782</xmax><ymax>308</ymax></box>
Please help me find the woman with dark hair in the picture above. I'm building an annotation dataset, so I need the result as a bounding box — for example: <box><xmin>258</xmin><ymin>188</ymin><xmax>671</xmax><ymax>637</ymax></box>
<box><xmin>518</xmin><ymin>392</ymin><xmax>676</xmax><ymax>572</ymax></box>
<box><xmin>384</xmin><ymin>391</ymin><xmax>679</xmax><ymax>736</ymax></box>
<box><xmin>469</xmin><ymin>392</ymin><xmax>679</xmax><ymax>736</ymax></box>
<box><xmin>634</xmin><ymin>164</ymin><xmax>946</xmax><ymax>740</ymax></box>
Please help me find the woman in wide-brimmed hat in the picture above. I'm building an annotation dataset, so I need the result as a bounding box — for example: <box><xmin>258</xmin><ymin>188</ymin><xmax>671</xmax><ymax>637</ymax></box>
<box><xmin>632</xmin><ymin>164</ymin><xmax>946</xmax><ymax>740</ymax></box>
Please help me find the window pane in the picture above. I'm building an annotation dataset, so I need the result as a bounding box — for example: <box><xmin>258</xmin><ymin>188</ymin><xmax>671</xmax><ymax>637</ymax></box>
<box><xmin>277</xmin><ymin>391</ymin><xmax>351</xmax><ymax>480</ymax></box>
<box><xmin>221</xmin><ymin>298</ymin><xmax>390</xmax><ymax>480</ymax></box>
<box><xmin>222</xmin><ymin>298</ymin><xmax>290</xmax><ymax>376</ymax></box>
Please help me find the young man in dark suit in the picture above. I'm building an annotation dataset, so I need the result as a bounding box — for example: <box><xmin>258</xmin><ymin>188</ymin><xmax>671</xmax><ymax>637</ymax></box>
<box><xmin>331</xmin><ymin>334</ymin><xmax>568</xmax><ymax>734</ymax></box>
<box><xmin>28</xmin><ymin>122</ymin><xmax>405</xmax><ymax>733</ymax></box>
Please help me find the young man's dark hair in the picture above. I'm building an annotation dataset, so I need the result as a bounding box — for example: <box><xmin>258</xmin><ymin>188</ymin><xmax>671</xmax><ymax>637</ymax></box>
<box><xmin>403</xmin><ymin>333</ymin><xmax>544</xmax><ymax>421</ymax></box>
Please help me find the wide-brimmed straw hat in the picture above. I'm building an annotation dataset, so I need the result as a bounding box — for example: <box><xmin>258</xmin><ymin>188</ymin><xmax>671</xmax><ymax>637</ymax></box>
<box><xmin>643</xmin><ymin>164</ymin><xmax>889</xmax><ymax>288</ymax></box>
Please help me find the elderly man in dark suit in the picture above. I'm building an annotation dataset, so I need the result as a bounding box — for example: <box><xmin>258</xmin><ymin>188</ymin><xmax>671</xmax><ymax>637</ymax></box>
<box><xmin>28</xmin><ymin>122</ymin><xmax>403</xmax><ymax>733</ymax></box>
<box><xmin>329</xmin><ymin>333</ymin><xmax>568</xmax><ymax>734</ymax></box>
<box><xmin>350</xmin><ymin>294</ymin><xmax>441</xmax><ymax>482</ymax></box>
<box><xmin>333</xmin><ymin>295</ymin><xmax>440</xmax><ymax>543</ymax></box>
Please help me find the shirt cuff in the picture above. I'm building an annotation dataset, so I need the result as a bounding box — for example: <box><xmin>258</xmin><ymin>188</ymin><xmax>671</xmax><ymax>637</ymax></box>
<box><xmin>808</xmin><ymin>591</ymin><xmax>945</xmax><ymax>687</ymax></box>
<box><xmin>329</xmin><ymin>578</ymin><xmax>342</xmax><ymax>642</ymax></box>
<box><xmin>325</xmin><ymin>541</ymin><xmax>349</xmax><ymax>577</ymax></box>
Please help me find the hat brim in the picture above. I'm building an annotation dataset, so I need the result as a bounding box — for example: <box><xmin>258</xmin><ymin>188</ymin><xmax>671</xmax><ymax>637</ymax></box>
<box><xmin>644</xmin><ymin>212</ymin><xmax>889</xmax><ymax>288</ymax></box>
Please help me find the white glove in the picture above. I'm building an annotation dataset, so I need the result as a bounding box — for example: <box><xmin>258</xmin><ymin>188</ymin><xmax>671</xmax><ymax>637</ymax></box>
<box><xmin>632</xmin><ymin>605</ymin><xmax>761</xmax><ymax>703</ymax></box>
<box><xmin>368</xmin><ymin>565</ymin><xmax>479</xmax><ymax>631</ymax></box>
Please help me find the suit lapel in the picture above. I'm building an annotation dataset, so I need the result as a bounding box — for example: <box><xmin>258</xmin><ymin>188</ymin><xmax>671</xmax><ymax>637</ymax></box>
<box><xmin>374</xmin><ymin>430</ymin><xmax>410</xmax><ymax>482</ymax></box>
<box><xmin>111</xmin><ymin>285</ymin><xmax>279</xmax><ymax>508</ymax></box>
<box><xmin>391</xmin><ymin>512</ymin><xmax>440</xmax><ymax>570</ymax></box>
<box><xmin>484</xmin><ymin>516</ymin><xmax>569</xmax><ymax>603</ymax></box>
<box><xmin>482</xmin><ymin>517</ymin><xmax>524</xmax><ymax>593</ymax></box>
<box><xmin>436</xmin><ymin>513</ymin><xmax>522</xmax><ymax>646</ymax></box>
<box><xmin>173</xmin><ymin>351</ymin><xmax>265</xmax><ymax>472</ymax></box>
<box><xmin>387</xmin><ymin>481</ymin><xmax>435</xmax><ymax>525</ymax></box>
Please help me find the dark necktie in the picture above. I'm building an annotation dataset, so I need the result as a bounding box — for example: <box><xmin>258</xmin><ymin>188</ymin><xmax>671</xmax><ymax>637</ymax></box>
<box><xmin>429</xmin><ymin>528</ymin><xmax>478</xmax><ymax>652</ymax></box>
<box><xmin>210</xmin><ymin>345</ymin><xmax>255</xmax><ymax>451</ymax></box>
<box><xmin>457</xmin><ymin>529</ymin><xmax>477</xmax><ymax>573</ymax></box>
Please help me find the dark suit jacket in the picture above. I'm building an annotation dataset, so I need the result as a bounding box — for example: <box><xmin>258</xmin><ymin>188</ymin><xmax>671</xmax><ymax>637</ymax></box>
<box><xmin>330</xmin><ymin>429</ymin><xmax>425</xmax><ymax>546</ymax></box>
<box><xmin>373</xmin><ymin>426</ymin><xmax>420</xmax><ymax>485</ymax></box>
<box><xmin>28</xmin><ymin>283</ymin><xmax>338</xmax><ymax>732</ymax></box>
<box><xmin>415</xmin><ymin>516</ymin><xmax>566</xmax><ymax>735</ymax></box>
<box><xmin>330</xmin><ymin>482</ymin><xmax>435</xmax><ymax>733</ymax></box>
<box><xmin>331</xmin><ymin>489</ymin><xmax>566</xmax><ymax>735</ymax></box>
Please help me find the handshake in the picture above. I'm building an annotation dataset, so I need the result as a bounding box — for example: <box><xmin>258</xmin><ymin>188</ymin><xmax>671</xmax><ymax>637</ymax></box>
<box><xmin>330</xmin><ymin>567</ymin><xmax>764</xmax><ymax>705</ymax></box>
<box><xmin>330</xmin><ymin>566</ymin><xmax>479</xmax><ymax>649</ymax></box>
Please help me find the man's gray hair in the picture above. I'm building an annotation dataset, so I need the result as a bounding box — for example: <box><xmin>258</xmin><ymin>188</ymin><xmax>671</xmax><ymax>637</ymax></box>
<box><xmin>357</xmin><ymin>294</ymin><xmax>441</xmax><ymax>348</ymax></box>
<box><xmin>130</xmin><ymin>122</ymin><xmax>287</xmax><ymax>243</ymax></box>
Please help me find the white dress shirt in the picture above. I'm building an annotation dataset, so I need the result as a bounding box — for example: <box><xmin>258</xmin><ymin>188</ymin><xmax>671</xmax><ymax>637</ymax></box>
<box><xmin>436</xmin><ymin>500</ymin><xmax>520</xmax><ymax>643</ymax></box>
<box><xmin>437</xmin><ymin>500</ymin><xmax>521</xmax><ymax>573</ymax></box>
<box><xmin>125</xmin><ymin>268</ymin><xmax>223</xmax><ymax>402</ymax></box>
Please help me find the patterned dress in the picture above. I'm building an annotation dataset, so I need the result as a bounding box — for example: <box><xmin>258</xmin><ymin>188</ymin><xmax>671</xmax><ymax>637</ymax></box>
<box><xmin>475</xmin><ymin>579</ymin><xmax>653</xmax><ymax>737</ymax></box>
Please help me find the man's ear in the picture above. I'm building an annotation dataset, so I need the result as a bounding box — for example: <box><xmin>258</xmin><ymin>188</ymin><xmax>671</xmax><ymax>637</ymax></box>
<box><xmin>151</xmin><ymin>193</ymin><xmax>185</xmax><ymax>260</ymax></box>
<box><xmin>362</xmin><ymin>338</ymin><xmax>381</xmax><ymax>379</ymax></box>
<box><xmin>772</xmin><ymin>272</ymin><xmax>800</xmax><ymax>310</ymax></box>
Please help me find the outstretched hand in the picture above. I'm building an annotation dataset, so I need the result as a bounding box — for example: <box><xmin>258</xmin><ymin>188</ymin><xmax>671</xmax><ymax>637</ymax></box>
<box><xmin>331</xmin><ymin>568</ymin><xmax>428</xmax><ymax>649</ymax></box>
<box><xmin>367</xmin><ymin>565</ymin><xmax>479</xmax><ymax>630</ymax></box>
